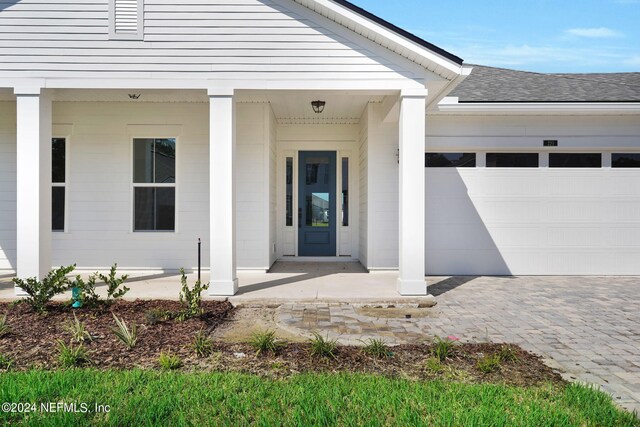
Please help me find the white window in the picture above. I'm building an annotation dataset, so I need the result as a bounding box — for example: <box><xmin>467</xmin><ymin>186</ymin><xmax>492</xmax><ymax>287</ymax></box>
<box><xmin>109</xmin><ymin>0</ymin><xmax>144</xmax><ymax>40</ymax></box>
<box><xmin>133</xmin><ymin>138</ymin><xmax>176</xmax><ymax>231</ymax></box>
<box><xmin>52</xmin><ymin>138</ymin><xmax>66</xmax><ymax>232</ymax></box>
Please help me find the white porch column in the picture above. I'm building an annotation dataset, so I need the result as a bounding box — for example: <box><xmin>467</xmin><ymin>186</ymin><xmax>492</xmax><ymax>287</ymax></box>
<box><xmin>397</xmin><ymin>88</ymin><xmax>427</xmax><ymax>295</ymax></box>
<box><xmin>14</xmin><ymin>87</ymin><xmax>52</xmax><ymax>293</ymax></box>
<box><xmin>208</xmin><ymin>89</ymin><xmax>238</xmax><ymax>296</ymax></box>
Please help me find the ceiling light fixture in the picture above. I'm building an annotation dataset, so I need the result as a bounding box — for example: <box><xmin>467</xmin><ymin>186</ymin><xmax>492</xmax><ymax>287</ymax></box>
<box><xmin>311</xmin><ymin>100</ymin><xmax>326</xmax><ymax>114</ymax></box>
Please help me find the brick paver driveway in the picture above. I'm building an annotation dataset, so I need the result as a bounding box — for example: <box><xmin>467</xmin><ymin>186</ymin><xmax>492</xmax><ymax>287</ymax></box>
<box><xmin>279</xmin><ymin>276</ymin><xmax>640</xmax><ymax>415</ymax></box>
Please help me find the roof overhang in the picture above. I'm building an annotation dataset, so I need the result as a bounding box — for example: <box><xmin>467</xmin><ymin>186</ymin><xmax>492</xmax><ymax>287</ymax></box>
<box><xmin>435</xmin><ymin>98</ymin><xmax>640</xmax><ymax>115</ymax></box>
<box><xmin>292</xmin><ymin>0</ymin><xmax>466</xmax><ymax>81</ymax></box>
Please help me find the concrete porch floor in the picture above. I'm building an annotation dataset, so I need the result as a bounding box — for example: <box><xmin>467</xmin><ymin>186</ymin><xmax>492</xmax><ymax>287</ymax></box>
<box><xmin>0</xmin><ymin>262</ymin><xmax>436</xmax><ymax>304</ymax></box>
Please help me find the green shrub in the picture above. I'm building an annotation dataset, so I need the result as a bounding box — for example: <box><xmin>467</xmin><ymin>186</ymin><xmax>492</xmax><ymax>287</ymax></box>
<box><xmin>362</xmin><ymin>338</ymin><xmax>392</xmax><ymax>359</ymax></box>
<box><xmin>177</xmin><ymin>268</ymin><xmax>209</xmax><ymax>320</ymax></box>
<box><xmin>431</xmin><ymin>335</ymin><xmax>459</xmax><ymax>362</ymax></box>
<box><xmin>144</xmin><ymin>309</ymin><xmax>175</xmax><ymax>325</ymax></box>
<box><xmin>63</xmin><ymin>313</ymin><xmax>92</xmax><ymax>343</ymax></box>
<box><xmin>111</xmin><ymin>314</ymin><xmax>138</xmax><ymax>349</ymax></box>
<box><xmin>158</xmin><ymin>351</ymin><xmax>182</xmax><ymax>370</ymax></box>
<box><xmin>309</xmin><ymin>332</ymin><xmax>338</xmax><ymax>359</ymax></box>
<box><xmin>498</xmin><ymin>345</ymin><xmax>519</xmax><ymax>363</ymax></box>
<box><xmin>477</xmin><ymin>354</ymin><xmax>502</xmax><ymax>374</ymax></box>
<box><xmin>0</xmin><ymin>313</ymin><xmax>11</xmax><ymax>338</ymax></box>
<box><xmin>249</xmin><ymin>330</ymin><xmax>284</xmax><ymax>356</ymax></box>
<box><xmin>99</xmin><ymin>264</ymin><xmax>130</xmax><ymax>302</ymax></box>
<box><xmin>56</xmin><ymin>340</ymin><xmax>91</xmax><ymax>368</ymax></box>
<box><xmin>12</xmin><ymin>265</ymin><xmax>75</xmax><ymax>313</ymax></box>
<box><xmin>424</xmin><ymin>356</ymin><xmax>445</xmax><ymax>374</ymax></box>
<box><xmin>71</xmin><ymin>274</ymin><xmax>100</xmax><ymax>307</ymax></box>
<box><xmin>0</xmin><ymin>353</ymin><xmax>14</xmax><ymax>370</ymax></box>
<box><xmin>192</xmin><ymin>330</ymin><xmax>214</xmax><ymax>358</ymax></box>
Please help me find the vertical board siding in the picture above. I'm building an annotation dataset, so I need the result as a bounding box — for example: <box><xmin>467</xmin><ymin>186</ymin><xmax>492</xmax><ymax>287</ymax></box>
<box><xmin>0</xmin><ymin>102</ymin><xmax>16</xmax><ymax>272</ymax></box>
<box><xmin>0</xmin><ymin>0</ymin><xmax>417</xmax><ymax>81</ymax></box>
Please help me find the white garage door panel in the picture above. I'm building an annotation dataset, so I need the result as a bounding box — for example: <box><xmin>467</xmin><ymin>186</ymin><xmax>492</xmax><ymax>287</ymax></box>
<box><xmin>426</xmin><ymin>169</ymin><xmax>640</xmax><ymax>275</ymax></box>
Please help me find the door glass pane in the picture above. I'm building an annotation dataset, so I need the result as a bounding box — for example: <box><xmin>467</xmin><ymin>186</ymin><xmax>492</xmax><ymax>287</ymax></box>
<box><xmin>341</xmin><ymin>158</ymin><xmax>348</xmax><ymax>226</ymax></box>
<box><xmin>286</xmin><ymin>157</ymin><xmax>293</xmax><ymax>226</ymax></box>
<box><xmin>155</xmin><ymin>187</ymin><xmax>176</xmax><ymax>231</ymax></box>
<box><xmin>52</xmin><ymin>138</ymin><xmax>65</xmax><ymax>183</ymax></box>
<box><xmin>425</xmin><ymin>153</ymin><xmax>476</xmax><ymax>167</ymax></box>
<box><xmin>305</xmin><ymin>156</ymin><xmax>330</xmax><ymax>185</ymax></box>
<box><xmin>154</xmin><ymin>138</ymin><xmax>176</xmax><ymax>183</ymax></box>
<box><xmin>133</xmin><ymin>139</ymin><xmax>154</xmax><ymax>183</ymax></box>
<box><xmin>612</xmin><ymin>153</ymin><xmax>640</xmax><ymax>168</ymax></box>
<box><xmin>52</xmin><ymin>187</ymin><xmax>65</xmax><ymax>231</ymax></box>
<box><xmin>549</xmin><ymin>153</ymin><xmax>601</xmax><ymax>168</ymax></box>
<box><xmin>309</xmin><ymin>192</ymin><xmax>330</xmax><ymax>227</ymax></box>
<box><xmin>134</xmin><ymin>187</ymin><xmax>154</xmax><ymax>231</ymax></box>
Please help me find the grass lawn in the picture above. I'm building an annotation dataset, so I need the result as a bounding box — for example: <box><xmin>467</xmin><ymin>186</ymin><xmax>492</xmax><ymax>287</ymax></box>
<box><xmin>1</xmin><ymin>370</ymin><xmax>637</xmax><ymax>426</ymax></box>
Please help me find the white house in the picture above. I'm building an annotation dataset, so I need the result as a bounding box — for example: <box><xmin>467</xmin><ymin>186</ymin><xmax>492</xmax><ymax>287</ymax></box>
<box><xmin>0</xmin><ymin>0</ymin><xmax>639</xmax><ymax>296</ymax></box>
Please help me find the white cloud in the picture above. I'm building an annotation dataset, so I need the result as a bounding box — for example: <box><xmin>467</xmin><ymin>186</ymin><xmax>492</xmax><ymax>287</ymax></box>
<box><xmin>565</xmin><ymin>27</ymin><xmax>623</xmax><ymax>38</ymax></box>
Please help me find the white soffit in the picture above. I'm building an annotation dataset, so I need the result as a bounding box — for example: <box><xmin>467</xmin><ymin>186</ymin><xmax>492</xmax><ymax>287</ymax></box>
<box><xmin>292</xmin><ymin>0</ymin><xmax>465</xmax><ymax>80</ymax></box>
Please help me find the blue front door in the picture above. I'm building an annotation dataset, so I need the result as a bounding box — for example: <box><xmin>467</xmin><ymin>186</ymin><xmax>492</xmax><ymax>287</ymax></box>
<box><xmin>298</xmin><ymin>151</ymin><xmax>337</xmax><ymax>256</ymax></box>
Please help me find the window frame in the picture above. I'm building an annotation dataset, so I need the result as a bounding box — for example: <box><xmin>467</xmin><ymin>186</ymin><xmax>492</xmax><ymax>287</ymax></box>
<box><xmin>131</xmin><ymin>137</ymin><xmax>178</xmax><ymax>233</ymax></box>
<box><xmin>52</xmin><ymin>136</ymin><xmax>69</xmax><ymax>233</ymax></box>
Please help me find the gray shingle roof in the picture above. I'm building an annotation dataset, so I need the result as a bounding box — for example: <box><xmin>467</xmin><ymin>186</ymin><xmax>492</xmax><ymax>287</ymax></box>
<box><xmin>451</xmin><ymin>65</ymin><xmax>640</xmax><ymax>102</ymax></box>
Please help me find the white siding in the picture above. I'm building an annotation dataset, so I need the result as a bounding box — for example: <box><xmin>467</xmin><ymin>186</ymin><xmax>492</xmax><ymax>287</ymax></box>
<box><xmin>0</xmin><ymin>0</ymin><xmax>425</xmax><ymax>82</ymax></box>
<box><xmin>0</xmin><ymin>102</ymin><xmax>16</xmax><ymax>272</ymax></box>
<box><xmin>425</xmin><ymin>114</ymin><xmax>640</xmax><ymax>275</ymax></box>
<box><xmin>357</xmin><ymin>105</ymin><xmax>368</xmax><ymax>268</ymax></box>
<box><xmin>364</xmin><ymin>103</ymin><xmax>400</xmax><ymax>269</ymax></box>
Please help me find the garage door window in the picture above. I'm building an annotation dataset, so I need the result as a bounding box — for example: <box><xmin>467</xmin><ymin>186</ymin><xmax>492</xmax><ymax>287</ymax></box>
<box><xmin>425</xmin><ymin>153</ymin><xmax>476</xmax><ymax>167</ymax></box>
<box><xmin>612</xmin><ymin>153</ymin><xmax>640</xmax><ymax>168</ymax></box>
<box><xmin>487</xmin><ymin>153</ymin><xmax>539</xmax><ymax>168</ymax></box>
<box><xmin>549</xmin><ymin>153</ymin><xmax>601</xmax><ymax>168</ymax></box>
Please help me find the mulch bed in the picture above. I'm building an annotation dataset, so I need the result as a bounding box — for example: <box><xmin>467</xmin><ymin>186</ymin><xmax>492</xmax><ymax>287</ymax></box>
<box><xmin>0</xmin><ymin>301</ymin><xmax>563</xmax><ymax>386</ymax></box>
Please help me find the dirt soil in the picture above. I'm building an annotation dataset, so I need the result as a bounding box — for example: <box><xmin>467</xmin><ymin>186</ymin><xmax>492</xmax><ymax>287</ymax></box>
<box><xmin>0</xmin><ymin>301</ymin><xmax>563</xmax><ymax>387</ymax></box>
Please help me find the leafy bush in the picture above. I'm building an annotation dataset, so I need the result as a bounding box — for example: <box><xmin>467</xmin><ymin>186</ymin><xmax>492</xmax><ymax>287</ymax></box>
<box><xmin>477</xmin><ymin>354</ymin><xmax>502</xmax><ymax>374</ymax></box>
<box><xmin>57</xmin><ymin>340</ymin><xmax>91</xmax><ymax>368</ymax></box>
<box><xmin>71</xmin><ymin>274</ymin><xmax>100</xmax><ymax>307</ymax></box>
<box><xmin>0</xmin><ymin>353</ymin><xmax>13</xmax><ymax>370</ymax></box>
<box><xmin>362</xmin><ymin>338</ymin><xmax>392</xmax><ymax>359</ymax></box>
<box><xmin>177</xmin><ymin>268</ymin><xmax>209</xmax><ymax>320</ymax></box>
<box><xmin>309</xmin><ymin>332</ymin><xmax>338</xmax><ymax>359</ymax></box>
<box><xmin>0</xmin><ymin>313</ymin><xmax>11</xmax><ymax>338</ymax></box>
<box><xmin>99</xmin><ymin>264</ymin><xmax>130</xmax><ymax>302</ymax></box>
<box><xmin>12</xmin><ymin>265</ymin><xmax>76</xmax><ymax>313</ymax></box>
<box><xmin>144</xmin><ymin>309</ymin><xmax>175</xmax><ymax>325</ymax></box>
<box><xmin>249</xmin><ymin>330</ymin><xmax>284</xmax><ymax>356</ymax></box>
<box><xmin>111</xmin><ymin>314</ymin><xmax>138</xmax><ymax>349</ymax></box>
<box><xmin>158</xmin><ymin>351</ymin><xmax>182</xmax><ymax>370</ymax></box>
<box><xmin>63</xmin><ymin>313</ymin><xmax>92</xmax><ymax>343</ymax></box>
<box><xmin>498</xmin><ymin>345</ymin><xmax>519</xmax><ymax>363</ymax></box>
<box><xmin>431</xmin><ymin>335</ymin><xmax>459</xmax><ymax>362</ymax></box>
<box><xmin>192</xmin><ymin>330</ymin><xmax>214</xmax><ymax>358</ymax></box>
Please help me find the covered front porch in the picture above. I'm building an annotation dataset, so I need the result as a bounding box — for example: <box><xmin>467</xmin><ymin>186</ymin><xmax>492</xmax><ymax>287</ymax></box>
<box><xmin>0</xmin><ymin>86</ymin><xmax>431</xmax><ymax>297</ymax></box>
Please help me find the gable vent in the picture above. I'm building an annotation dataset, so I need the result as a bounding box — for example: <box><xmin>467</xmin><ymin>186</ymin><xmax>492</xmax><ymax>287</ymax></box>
<box><xmin>110</xmin><ymin>0</ymin><xmax>143</xmax><ymax>40</ymax></box>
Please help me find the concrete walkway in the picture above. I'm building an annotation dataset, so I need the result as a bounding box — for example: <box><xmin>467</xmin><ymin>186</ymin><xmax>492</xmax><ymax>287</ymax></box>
<box><xmin>278</xmin><ymin>276</ymin><xmax>640</xmax><ymax>416</ymax></box>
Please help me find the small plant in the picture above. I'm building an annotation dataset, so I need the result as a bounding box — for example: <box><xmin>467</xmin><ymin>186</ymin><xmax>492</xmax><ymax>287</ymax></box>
<box><xmin>0</xmin><ymin>353</ymin><xmax>14</xmax><ymax>370</ymax></box>
<box><xmin>111</xmin><ymin>314</ymin><xmax>138</xmax><ymax>349</ymax></box>
<box><xmin>63</xmin><ymin>313</ymin><xmax>92</xmax><ymax>343</ymax></box>
<box><xmin>177</xmin><ymin>268</ymin><xmax>209</xmax><ymax>320</ymax></box>
<box><xmin>309</xmin><ymin>332</ymin><xmax>338</xmax><ymax>359</ymax></box>
<box><xmin>477</xmin><ymin>354</ymin><xmax>502</xmax><ymax>374</ymax></box>
<box><xmin>424</xmin><ymin>356</ymin><xmax>445</xmax><ymax>374</ymax></box>
<box><xmin>158</xmin><ymin>351</ymin><xmax>182</xmax><ymax>370</ymax></box>
<box><xmin>0</xmin><ymin>313</ymin><xmax>11</xmax><ymax>338</ymax></box>
<box><xmin>498</xmin><ymin>345</ymin><xmax>519</xmax><ymax>363</ymax></box>
<box><xmin>192</xmin><ymin>330</ymin><xmax>214</xmax><ymax>358</ymax></box>
<box><xmin>99</xmin><ymin>264</ymin><xmax>130</xmax><ymax>302</ymax></box>
<box><xmin>362</xmin><ymin>338</ymin><xmax>392</xmax><ymax>359</ymax></box>
<box><xmin>71</xmin><ymin>274</ymin><xmax>100</xmax><ymax>307</ymax></box>
<box><xmin>432</xmin><ymin>335</ymin><xmax>459</xmax><ymax>362</ymax></box>
<box><xmin>12</xmin><ymin>265</ymin><xmax>75</xmax><ymax>313</ymax></box>
<box><xmin>56</xmin><ymin>340</ymin><xmax>91</xmax><ymax>368</ymax></box>
<box><xmin>144</xmin><ymin>309</ymin><xmax>174</xmax><ymax>325</ymax></box>
<box><xmin>249</xmin><ymin>330</ymin><xmax>284</xmax><ymax>356</ymax></box>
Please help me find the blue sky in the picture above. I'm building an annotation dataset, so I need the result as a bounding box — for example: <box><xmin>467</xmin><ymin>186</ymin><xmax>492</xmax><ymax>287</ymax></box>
<box><xmin>351</xmin><ymin>0</ymin><xmax>640</xmax><ymax>72</ymax></box>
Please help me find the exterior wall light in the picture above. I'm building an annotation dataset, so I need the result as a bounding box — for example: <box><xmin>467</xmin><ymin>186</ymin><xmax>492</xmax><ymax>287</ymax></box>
<box><xmin>311</xmin><ymin>100</ymin><xmax>326</xmax><ymax>114</ymax></box>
